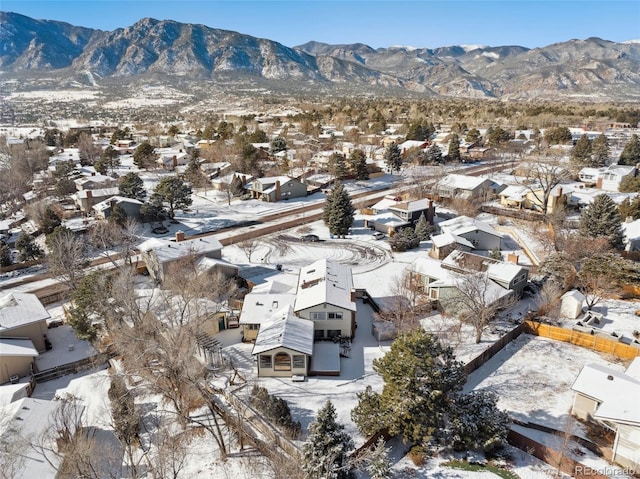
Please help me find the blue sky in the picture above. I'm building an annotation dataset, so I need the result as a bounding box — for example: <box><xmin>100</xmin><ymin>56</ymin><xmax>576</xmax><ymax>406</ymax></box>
<box><xmin>4</xmin><ymin>0</ymin><xmax>640</xmax><ymax>49</ymax></box>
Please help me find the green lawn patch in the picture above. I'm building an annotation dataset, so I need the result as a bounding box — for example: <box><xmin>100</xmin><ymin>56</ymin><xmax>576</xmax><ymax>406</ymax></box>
<box><xmin>442</xmin><ymin>460</ymin><xmax>521</xmax><ymax>479</ymax></box>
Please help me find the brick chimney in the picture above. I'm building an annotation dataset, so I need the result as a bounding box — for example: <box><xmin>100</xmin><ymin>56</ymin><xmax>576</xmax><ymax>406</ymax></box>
<box><xmin>172</xmin><ymin>155</ymin><xmax>178</xmax><ymax>168</ymax></box>
<box><xmin>427</xmin><ymin>199</ymin><xmax>435</xmax><ymax>225</ymax></box>
<box><xmin>175</xmin><ymin>231</ymin><xmax>185</xmax><ymax>242</ymax></box>
<box><xmin>275</xmin><ymin>180</ymin><xmax>281</xmax><ymax>201</ymax></box>
<box><xmin>507</xmin><ymin>253</ymin><xmax>519</xmax><ymax>264</ymax></box>
<box><xmin>350</xmin><ymin>289</ymin><xmax>357</xmax><ymax>302</ymax></box>
<box><xmin>86</xmin><ymin>189</ymin><xmax>93</xmax><ymax>209</ymax></box>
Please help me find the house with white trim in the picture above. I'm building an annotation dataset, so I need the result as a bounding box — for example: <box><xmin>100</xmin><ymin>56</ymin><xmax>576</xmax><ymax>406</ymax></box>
<box><xmin>571</xmin><ymin>358</ymin><xmax>640</xmax><ymax>470</ymax></box>
<box><xmin>435</xmin><ymin>174</ymin><xmax>495</xmax><ymax>200</ymax></box>
<box><xmin>248</xmin><ymin>176</ymin><xmax>307</xmax><ymax>202</ymax></box>
<box><xmin>430</xmin><ymin>216</ymin><xmax>502</xmax><ymax>259</ymax></box>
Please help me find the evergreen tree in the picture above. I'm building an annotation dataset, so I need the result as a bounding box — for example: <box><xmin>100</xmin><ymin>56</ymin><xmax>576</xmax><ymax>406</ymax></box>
<box><xmin>108</xmin><ymin>203</ymin><xmax>127</xmax><ymax>226</ymax></box>
<box><xmin>487</xmin><ymin>126</ymin><xmax>511</xmax><ymax>146</ymax></box>
<box><xmin>619</xmin><ymin>134</ymin><xmax>640</xmax><ymax>166</ymax></box>
<box><xmin>388</xmin><ymin>227</ymin><xmax>420</xmax><ymax>251</ymax></box>
<box><xmin>348</xmin><ymin>149</ymin><xmax>369</xmax><ymax>180</ymax></box>
<box><xmin>323</xmin><ymin>182</ymin><xmax>354</xmax><ymax>238</ymax></box>
<box><xmin>619</xmin><ymin>196</ymin><xmax>640</xmax><ymax>220</ymax></box>
<box><xmin>40</xmin><ymin>206</ymin><xmax>62</xmax><ymax>235</ymax></box>
<box><xmin>184</xmin><ymin>158</ymin><xmax>208</xmax><ymax>188</ymax></box>
<box><xmin>591</xmin><ymin>134</ymin><xmax>610</xmax><ymax>166</ymax></box>
<box><xmin>489</xmin><ymin>247</ymin><xmax>503</xmax><ymax>261</ymax></box>
<box><xmin>301</xmin><ymin>400</ymin><xmax>354</xmax><ymax>479</ymax></box>
<box><xmin>230</xmin><ymin>175</ymin><xmax>246</xmax><ymax>197</ymax></box>
<box><xmin>447</xmin><ymin>390</ymin><xmax>510</xmax><ymax>453</ymax></box>
<box><xmin>366</xmin><ymin>438</ymin><xmax>392</xmax><ymax>479</ymax></box>
<box><xmin>426</xmin><ymin>143</ymin><xmax>443</xmax><ymax>164</ymax></box>
<box><xmin>329</xmin><ymin>152</ymin><xmax>349</xmax><ymax>179</ymax></box>
<box><xmin>133</xmin><ymin>142</ymin><xmax>157</xmax><ymax>169</ymax></box>
<box><xmin>352</xmin><ymin>330</ymin><xmax>466</xmax><ymax>444</ymax></box>
<box><xmin>384</xmin><ymin>143</ymin><xmax>403</xmax><ymax>174</ymax></box>
<box><xmin>150</xmin><ymin>176</ymin><xmax>193</xmax><ymax>221</ymax></box>
<box><xmin>579</xmin><ymin>194</ymin><xmax>624</xmax><ymax>249</ymax></box>
<box><xmin>270</xmin><ymin>136</ymin><xmax>287</xmax><ymax>153</ymax></box>
<box><xmin>118</xmin><ymin>172</ymin><xmax>147</xmax><ymax>201</ymax></box>
<box><xmin>544</xmin><ymin>126</ymin><xmax>572</xmax><ymax>145</ymax></box>
<box><xmin>0</xmin><ymin>241</ymin><xmax>12</xmax><ymax>267</ymax></box>
<box><xmin>15</xmin><ymin>232</ymin><xmax>43</xmax><ymax>262</ymax></box>
<box><xmin>414</xmin><ymin>212</ymin><xmax>430</xmax><ymax>241</ymax></box>
<box><xmin>570</xmin><ymin>134</ymin><xmax>593</xmax><ymax>168</ymax></box>
<box><xmin>140</xmin><ymin>200</ymin><xmax>165</xmax><ymax>224</ymax></box>
<box><xmin>448</xmin><ymin>133</ymin><xmax>461</xmax><ymax>162</ymax></box>
<box><xmin>465</xmin><ymin>128</ymin><xmax>481</xmax><ymax>144</ymax></box>
<box><xmin>618</xmin><ymin>174</ymin><xmax>640</xmax><ymax>193</ymax></box>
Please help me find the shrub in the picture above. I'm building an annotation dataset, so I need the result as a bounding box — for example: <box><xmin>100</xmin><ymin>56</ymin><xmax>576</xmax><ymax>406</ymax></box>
<box><xmin>408</xmin><ymin>445</ymin><xmax>426</xmax><ymax>466</ymax></box>
<box><xmin>250</xmin><ymin>385</ymin><xmax>301</xmax><ymax>438</ymax></box>
<box><xmin>388</xmin><ymin>227</ymin><xmax>420</xmax><ymax>252</ymax></box>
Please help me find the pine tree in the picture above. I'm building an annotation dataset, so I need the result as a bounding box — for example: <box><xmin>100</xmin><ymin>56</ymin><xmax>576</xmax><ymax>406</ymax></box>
<box><xmin>570</xmin><ymin>134</ymin><xmax>592</xmax><ymax>168</ymax></box>
<box><xmin>0</xmin><ymin>241</ymin><xmax>12</xmax><ymax>267</ymax></box>
<box><xmin>619</xmin><ymin>134</ymin><xmax>640</xmax><ymax>166</ymax></box>
<box><xmin>448</xmin><ymin>133</ymin><xmax>461</xmax><ymax>162</ymax></box>
<box><xmin>329</xmin><ymin>152</ymin><xmax>349</xmax><ymax>179</ymax></box>
<box><xmin>579</xmin><ymin>194</ymin><xmax>624</xmax><ymax>249</ymax></box>
<box><xmin>302</xmin><ymin>400</ymin><xmax>354</xmax><ymax>479</ymax></box>
<box><xmin>118</xmin><ymin>172</ymin><xmax>147</xmax><ymax>201</ymax></box>
<box><xmin>426</xmin><ymin>143</ymin><xmax>443</xmax><ymax>164</ymax></box>
<box><xmin>40</xmin><ymin>206</ymin><xmax>62</xmax><ymax>235</ymax></box>
<box><xmin>414</xmin><ymin>212</ymin><xmax>430</xmax><ymax>241</ymax></box>
<box><xmin>384</xmin><ymin>143</ymin><xmax>403</xmax><ymax>174</ymax></box>
<box><xmin>15</xmin><ymin>232</ymin><xmax>43</xmax><ymax>261</ymax></box>
<box><xmin>348</xmin><ymin>149</ymin><xmax>369</xmax><ymax>180</ymax></box>
<box><xmin>150</xmin><ymin>176</ymin><xmax>193</xmax><ymax>221</ymax></box>
<box><xmin>230</xmin><ymin>175</ymin><xmax>246</xmax><ymax>197</ymax></box>
<box><xmin>591</xmin><ymin>134</ymin><xmax>610</xmax><ymax>166</ymax></box>
<box><xmin>133</xmin><ymin>142</ymin><xmax>157</xmax><ymax>169</ymax></box>
<box><xmin>323</xmin><ymin>182</ymin><xmax>354</xmax><ymax>238</ymax></box>
<box><xmin>366</xmin><ymin>438</ymin><xmax>392</xmax><ymax>479</ymax></box>
<box><xmin>353</xmin><ymin>330</ymin><xmax>466</xmax><ymax>444</ymax></box>
<box><xmin>619</xmin><ymin>196</ymin><xmax>640</xmax><ymax>220</ymax></box>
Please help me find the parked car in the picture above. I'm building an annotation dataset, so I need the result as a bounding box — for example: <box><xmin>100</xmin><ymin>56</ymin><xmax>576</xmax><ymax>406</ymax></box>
<box><xmin>372</xmin><ymin>232</ymin><xmax>385</xmax><ymax>240</ymax></box>
<box><xmin>301</xmin><ymin>234</ymin><xmax>320</xmax><ymax>242</ymax></box>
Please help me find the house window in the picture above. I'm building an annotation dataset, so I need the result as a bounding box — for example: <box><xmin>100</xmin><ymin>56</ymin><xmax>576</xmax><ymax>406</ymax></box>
<box><xmin>259</xmin><ymin>355</ymin><xmax>272</xmax><ymax>369</ymax></box>
<box><xmin>246</xmin><ymin>324</ymin><xmax>259</xmax><ymax>330</ymax></box>
<box><xmin>314</xmin><ymin>330</ymin><xmax>325</xmax><ymax>340</ymax></box>
<box><xmin>327</xmin><ymin>312</ymin><xmax>343</xmax><ymax>320</ymax></box>
<box><xmin>327</xmin><ymin>329</ymin><xmax>341</xmax><ymax>339</ymax></box>
<box><xmin>311</xmin><ymin>312</ymin><xmax>326</xmax><ymax>320</ymax></box>
<box><xmin>430</xmin><ymin>290</ymin><xmax>438</xmax><ymax>299</ymax></box>
<box><xmin>292</xmin><ymin>355</ymin><xmax>305</xmax><ymax>369</ymax></box>
<box><xmin>274</xmin><ymin>352</ymin><xmax>291</xmax><ymax>371</ymax></box>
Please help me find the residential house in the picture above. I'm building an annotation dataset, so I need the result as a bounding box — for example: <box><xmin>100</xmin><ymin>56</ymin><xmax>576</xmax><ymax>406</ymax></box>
<box><xmin>571</xmin><ymin>358</ymin><xmax>640</xmax><ymax>470</ymax></box>
<box><xmin>294</xmin><ymin>259</ymin><xmax>357</xmax><ymax>340</ymax></box>
<box><xmin>407</xmin><ymin>255</ymin><xmax>514</xmax><ymax>312</ymax></box>
<box><xmin>211</xmin><ymin>172</ymin><xmax>254</xmax><ymax>192</ymax></box>
<box><xmin>430</xmin><ymin>216</ymin><xmax>502</xmax><ymax>259</ymax></box>
<box><xmin>74</xmin><ymin>187</ymin><xmax>119</xmax><ymax>214</ymax></box>
<box><xmin>92</xmin><ymin>196</ymin><xmax>143</xmax><ymax>221</ymax></box>
<box><xmin>248</xmin><ymin>176</ymin><xmax>307</xmax><ymax>202</ymax></box>
<box><xmin>388</xmin><ymin>198</ymin><xmax>436</xmax><ymax>224</ymax></box>
<box><xmin>578</xmin><ymin>167</ymin><xmax>602</xmax><ymax>186</ymax></box>
<box><xmin>74</xmin><ymin>174</ymin><xmax>116</xmax><ymax>191</ymax></box>
<box><xmin>0</xmin><ymin>398</ymin><xmax>82</xmax><ymax>477</ymax></box>
<box><xmin>622</xmin><ymin>218</ymin><xmax>640</xmax><ymax>252</ymax></box>
<box><xmin>0</xmin><ymin>338</ymin><xmax>39</xmax><ymax>384</ymax></box>
<box><xmin>252</xmin><ymin>306</ymin><xmax>314</xmax><ymax>378</ymax></box>
<box><xmin>499</xmin><ymin>184</ymin><xmax>569</xmax><ymax>214</ymax></box>
<box><xmin>238</xmin><ymin>292</ymin><xmax>297</xmax><ymax>342</ymax></box>
<box><xmin>435</xmin><ymin>174</ymin><xmax>495</xmax><ymax>200</ymax></box>
<box><xmin>441</xmin><ymin>250</ymin><xmax>529</xmax><ymax>298</ymax></box>
<box><xmin>156</xmin><ymin>148</ymin><xmax>190</xmax><ymax>169</ymax></box>
<box><xmin>0</xmin><ymin>292</ymin><xmax>50</xmax><ymax>353</ymax></box>
<box><xmin>364</xmin><ymin>195</ymin><xmax>435</xmax><ymax>235</ymax></box>
<box><xmin>138</xmin><ymin>232</ymin><xmax>226</xmax><ymax>283</ymax></box>
<box><xmin>597</xmin><ymin>164</ymin><xmax>637</xmax><ymax>192</ymax></box>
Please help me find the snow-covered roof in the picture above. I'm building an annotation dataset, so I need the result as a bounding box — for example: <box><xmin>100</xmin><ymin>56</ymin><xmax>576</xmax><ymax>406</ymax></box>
<box><xmin>372</xmin><ymin>211</ymin><xmax>411</xmax><ymax>228</ymax></box>
<box><xmin>431</xmin><ymin>231</ymin><xmax>474</xmax><ymax>249</ymax></box>
<box><xmin>92</xmin><ymin>195</ymin><xmax>144</xmax><ymax>211</ymax></box>
<box><xmin>572</xmin><ymin>363</ymin><xmax>640</xmax><ymax>426</ymax></box>
<box><xmin>0</xmin><ymin>338</ymin><xmax>39</xmax><ymax>357</ymax></box>
<box><xmin>74</xmin><ymin>187</ymin><xmax>119</xmax><ymax>199</ymax></box>
<box><xmin>255</xmin><ymin>175</ymin><xmax>294</xmax><ymax>186</ymax></box>
<box><xmin>407</xmin><ymin>256</ymin><xmax>455</xmax><ymax>282</ymax></box>
<box><xmin>442</xmin><ymin>250</ymin><xmax>526</xmax><ymax>283</ymax></box>
<box><xmin>388</xmin><ymin>198</ymin><xmax>432</xmax><ymax>213</ymax></box>
<box><xmin>370</xmin><ymin>195</ymin><xmax>402</xmax><ymax>212</ymax></box>
<box><xmin>0</xmin><ymin>293</ymin><xmax>50</xmax><ymax>331</ymax></box>
<box><xmin>74</xmin><ymin>174</ymin><xmax>113</xmax><ymax>186</ymax></box>
<box><xmin>438</xmin><ymin>174</ymin><xmax>491</xmax><ymax>190</ymax></box>
<box><xmin>239</xmin><ymin>293</ymin><xmax>297</xmax><ymax>324</ymax></box>
<box><xmin>622</xmin><ymin>218</ymin><xmax>640</xmax><ymax>241</ymax></box>
<box><xmin>252</xmin><ymin>306</ymin><xmax>314</xmax><ymax>356</ymax></box>
<box><xmin>499</xmin><ymin>184</ymin><xmax>529</xmax><ymax>201</ymax></box>
<box><xmin>295</xmin><ymin>259</ymin><xmax>356</xmax><ymax>312</ymax></box>
<box><xmin>250</xmin><ymin>280</ymin><xmax>297</xmax><ymax>295</ymax></box>
<box><xmin>439</xmin><ymin>215</ymin><xmax>502</xmax><ymax>239</ymax></box>
<box><xmin>138</xmin><ymin>236</ymin><xmax>223</xmax><ymax>263</ymax></box>
<box><xmin>0</xmin><ymin>397</ymin><xmax>70</xmax><ymax>478</ymax></box>
<box><xmin>195</xmin><ymin>256</ymin><xmax>238</xmax><ymax>274</ymax></box>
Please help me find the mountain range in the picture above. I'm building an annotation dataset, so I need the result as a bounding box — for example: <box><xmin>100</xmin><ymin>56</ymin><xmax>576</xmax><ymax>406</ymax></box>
<box><xmin>1</xmin><ymin>11</ymin><xmax>639</xmax><ymax>100</ymax></box>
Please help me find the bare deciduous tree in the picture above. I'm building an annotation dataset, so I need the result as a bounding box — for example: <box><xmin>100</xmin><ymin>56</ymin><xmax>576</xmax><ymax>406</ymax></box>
<box><xmin>237</xmin><ymin>238</ymin><xmax>259</xmax><ymax>263</ymax></box>
<box><xmin>45</xmin><ymin>227</ymin><xmax>89</xmax><ymax>290</ymax></box>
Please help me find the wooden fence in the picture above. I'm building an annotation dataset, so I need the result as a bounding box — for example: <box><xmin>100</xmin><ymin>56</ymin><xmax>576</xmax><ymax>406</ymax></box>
<box><xmin>507</xmin><ymin>428</ymin><xmax>610</xmax><ymax>479</ymax></box>
<box><xmin>524</xmin><ymin>320</ymin><xmax>640</xmax><ymax>360</ymax></box>
<box><xmin>464</xmin><ymin>323</ymin><xmax>526</xmax><ymax>375</ymax></box>
<box><xmin>32</xmin><ymin>353</ymin><xmax>111</xmax><ymax>383</ymax></box>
